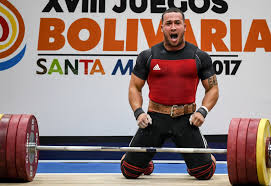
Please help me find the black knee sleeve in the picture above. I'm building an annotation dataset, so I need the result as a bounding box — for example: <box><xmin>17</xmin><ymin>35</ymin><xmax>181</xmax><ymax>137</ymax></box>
<box><xmin>121</xmin><ymin>159</ymin><xmax>145</xmax><ymax>179</ymax></box>
<box><xmin>187</xmin><ymin>160</ymin><xmax>216</xmax><ymax>180</ymax></box>
<box><xmin>143</xmin><ymin>161</ymin><xmax>154</xmax><ymax>175</ymax></box>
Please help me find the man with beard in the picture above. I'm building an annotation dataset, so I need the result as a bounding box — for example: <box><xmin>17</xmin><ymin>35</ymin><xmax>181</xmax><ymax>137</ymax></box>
<box><xmin>120</xmin><ymin>7</ymin><xmax>219</xmax><ymax>180</ymax></box>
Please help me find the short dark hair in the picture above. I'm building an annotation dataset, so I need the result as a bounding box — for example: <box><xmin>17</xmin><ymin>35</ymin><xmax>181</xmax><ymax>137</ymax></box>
<box><xmin>161</xmin><ymin>7</ymin><xmax>185</xmax><ymax>22</ymax></box>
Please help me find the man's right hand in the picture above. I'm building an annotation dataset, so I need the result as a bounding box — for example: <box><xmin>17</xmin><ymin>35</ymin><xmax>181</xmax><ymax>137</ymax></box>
<box><xmin>137</xmin><ymin>113</ymin><xmax>152</xmax><ymax>128</ymax></box>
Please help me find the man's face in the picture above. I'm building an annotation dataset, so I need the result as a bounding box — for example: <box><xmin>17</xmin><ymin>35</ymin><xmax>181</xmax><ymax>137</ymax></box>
<box><xmin>161</xmin><ymin>12</ymin><xmax>186</xmax><ymax>49</ymax></box>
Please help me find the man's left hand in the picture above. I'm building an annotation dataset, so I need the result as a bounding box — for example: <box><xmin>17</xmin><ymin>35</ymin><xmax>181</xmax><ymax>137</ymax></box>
<box><xmin>189</xmin><ymin>112</ymin><xmax>205</xmax><ymax>127</ymax></box>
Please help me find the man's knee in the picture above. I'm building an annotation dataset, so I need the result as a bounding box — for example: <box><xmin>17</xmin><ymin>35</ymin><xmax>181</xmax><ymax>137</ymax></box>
<box><xmin>120</xmin><ymin>156</ymin><xmax>145</xmax><ymax>179</ymax></box>
<box><xmin>187</xmin><ymin>160</ymin><xmax>216</xmax><ymax>180</ymax></box>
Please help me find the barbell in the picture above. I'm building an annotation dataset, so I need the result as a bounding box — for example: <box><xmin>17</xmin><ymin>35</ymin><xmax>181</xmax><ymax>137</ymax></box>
<box><xmin>0</xmin><ymin>114</ymin><xmax>270</xmax><ymax>185</ymax></box>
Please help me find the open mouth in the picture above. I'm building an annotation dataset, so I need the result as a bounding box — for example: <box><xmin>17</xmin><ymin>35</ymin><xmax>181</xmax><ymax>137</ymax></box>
<box><xmin>170</xmin><ymin>34</ymin><xmax>178</xmax><ymax>39</ymax></box>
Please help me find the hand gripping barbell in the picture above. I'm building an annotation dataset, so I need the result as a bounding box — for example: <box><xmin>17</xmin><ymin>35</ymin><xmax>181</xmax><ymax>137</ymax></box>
<box><xmin>0</xmin><ymin>114</ymin><xmax>270</xmax><ymax>185</ymax></box>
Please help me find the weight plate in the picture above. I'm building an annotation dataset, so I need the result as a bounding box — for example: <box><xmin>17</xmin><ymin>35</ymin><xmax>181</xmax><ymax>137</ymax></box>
<box><xmin>236</xmin><ymin>118</ymin><xmax>250</xmax><ymax>184</ymax></box>
<box><xmin>246</xmin><ymin>118</ymin><xmax>260</xmax><ymax>184</ymax></box>
<box><xmin>256</xmin><ymin>119</ymin><xmax>271</xmax><ymax>185</ymax></box>
<box><xmin>265</xmin><ymin>137</ymin><xmax>271</xmax><ymax>168</ymax></box>
<box><xmin>6</xmin><ymin>114</ymin><xmax>22</xmax><ymax>178</ymax></box>
<box><xmin>0</xmin><ymin>114</ymin><xmax>3</xmax><ymax>178</ymax></box>
<box><xmin>0</xmin><ymin>114</ymin><xmax>12</xmax><ymax>178</ymax></box>
<box><xmin>227</xmin><ymin>118</ymin><xmax>241</xmax><ymax>185</ymax></box>
<box><xmin>16</xmin><ymin>115</ymin><xmax>39</xmax><ymax>181</ymax></box>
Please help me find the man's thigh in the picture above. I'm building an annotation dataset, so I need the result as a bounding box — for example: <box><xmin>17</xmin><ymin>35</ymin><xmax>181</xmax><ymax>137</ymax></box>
<box><xmin>171</xmin><ymin>114</ymin><xmax>212</xmax><ymax>168</ymax></box>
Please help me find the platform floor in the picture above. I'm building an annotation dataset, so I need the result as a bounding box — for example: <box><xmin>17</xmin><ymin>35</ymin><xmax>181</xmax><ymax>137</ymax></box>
<box><xmin>0</xmin><ymin>161</ymin><xmax>231</xmax><ymax>185</ymax></box>
<box><xmin>2</xmin><ymin>174</ymin><xmax>231</xmax><ymax>186</ymax></box>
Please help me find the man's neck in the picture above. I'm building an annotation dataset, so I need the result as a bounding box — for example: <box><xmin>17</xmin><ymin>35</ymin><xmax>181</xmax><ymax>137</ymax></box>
<box><xmin>163</xmin><ymin>40</ymin><xmax>186</xmax><ymax>51</ymax></box>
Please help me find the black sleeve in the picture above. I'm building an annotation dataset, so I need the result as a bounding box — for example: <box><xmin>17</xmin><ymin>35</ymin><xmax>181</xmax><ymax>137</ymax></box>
<box><xmin>132</xmin><ymin>49</ymin><xmax>152</xmax><ymax>80</ymax></box>
<box><xmin>196</xmin><ymin>49</ymin><xmax>215</xmax><ymax>80</ymax></box>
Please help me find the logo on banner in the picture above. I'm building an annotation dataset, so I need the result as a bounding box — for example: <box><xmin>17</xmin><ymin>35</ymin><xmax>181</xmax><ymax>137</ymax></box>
<box><xmin>0</xmin><ymin>0</ymin><xmax>26</xmax><ymax>71</ymax></box>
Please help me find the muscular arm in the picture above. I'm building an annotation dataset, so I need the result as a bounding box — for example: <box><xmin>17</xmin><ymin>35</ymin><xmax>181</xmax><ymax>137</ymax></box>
<box><xmin>201</xmin><ymin>75</ymin><xmax>219</xmax><ymax>111</ymax></box>
<box><xmin>128</xmin><ymin>49</ymin><xmax>151</xmax><ymax>111</ymax></box>
<box><xmin>191</xmin><ymin>48</ymin><xmax>219</xmax><ymax>126</ymax></box>
<box><xmin>128</xmin><ymin>73</ymin><xmax>146</xmax><ymax>112</ymax></box>
<box><xmin>191</xmin><ymin>75</ymin><xmax>219</xmax><ymax>127</ymax></box>
<box><xmin>129</xmin><ymin>74</ymin><xmax>152</xmax><ymax>128</ymax></box>
<box><xmin>129</xmin><ymin>48</ymin><xmax>151</xmax><ymax>127</ymax></box>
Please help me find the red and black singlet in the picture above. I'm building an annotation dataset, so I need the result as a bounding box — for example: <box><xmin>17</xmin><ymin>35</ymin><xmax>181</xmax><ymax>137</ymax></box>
<box><xmin>132</xmin><ymin>42</ymin><xmax>215</xmax><ymax>106</ymax></box>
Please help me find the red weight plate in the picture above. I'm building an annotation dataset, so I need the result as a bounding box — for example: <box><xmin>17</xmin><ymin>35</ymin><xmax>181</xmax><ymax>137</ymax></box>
<box><xmin>246</xmin><ymin>118</ymin><xmax>260</xmax><ymax>184</ymax></box>
<box><xmin>16</xmin><ymin>115</ymin><xmax>39</xmax><ymax>181</ymax></box>
<box><xmin>0</xmin><ymin>114</ymin><xmax>12</xmax><ymax>178</ymax></box>
<box><xmin>227</xmin><ymin>118</ymin><xmax>241</xmax><ymax>185</ymax></box>
<box><xmin>236</xmin><ymin>118</ymin><xmax>250</xmax><ymax>184</ymax></box>
<box><xmin>6</xmin><ymin>114</ymin><xmax>22</xmax><ymax>178</ymax></box>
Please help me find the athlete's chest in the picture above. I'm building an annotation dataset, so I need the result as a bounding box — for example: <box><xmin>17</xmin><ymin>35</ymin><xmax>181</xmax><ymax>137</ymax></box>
<box><xmin>149</xmin><ymin>59</ymin><xmax>198</xmax><ymax>78</ymax></box>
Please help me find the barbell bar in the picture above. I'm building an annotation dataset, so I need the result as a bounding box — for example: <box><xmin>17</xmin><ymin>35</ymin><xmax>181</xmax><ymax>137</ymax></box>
<box><xmin>31</xmin><ymin>144</ymin><xmax>228</xmax><ymax>154</ymax></box>
<box><xmin>0</xmin><ymin>114</ymin><xmax>271</xmax><ymax>185</ymax></box>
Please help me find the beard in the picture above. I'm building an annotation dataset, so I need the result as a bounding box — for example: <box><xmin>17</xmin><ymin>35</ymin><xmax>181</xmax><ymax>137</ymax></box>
<box><xmin>163</xmin><ymin>31</ymin><xmax>185</xmax><ymax>49</ymax></box>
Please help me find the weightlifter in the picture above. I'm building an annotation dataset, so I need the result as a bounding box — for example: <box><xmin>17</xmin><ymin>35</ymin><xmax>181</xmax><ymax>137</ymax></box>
<box><xmin>120</xmin><ymin>7</ymin><xmax>219</xmax><ymax>180</ymax></box>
